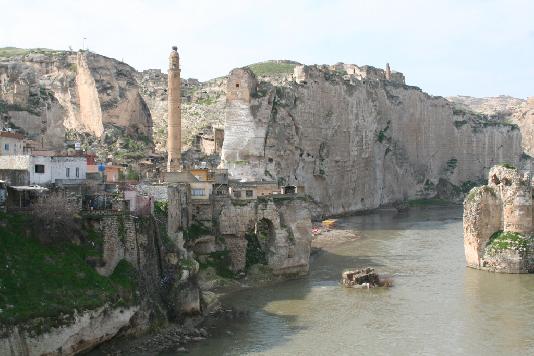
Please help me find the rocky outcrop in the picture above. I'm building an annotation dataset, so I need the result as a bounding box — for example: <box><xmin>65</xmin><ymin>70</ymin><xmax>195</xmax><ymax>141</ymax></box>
<box><xmin>341</xmin><ymin>267</ymin><xmax>380</xmax><ymax>288</ymax></box>
<box><xmin>221</xmin><ymin>65</ymin><xmax>524</xmax><ymax>215</ymax></box>
<box><xmin>463</xmin><ymin>165</ymin><xmax>534</xmax><ymax>273</ymax></box>
<box><xmin>0</xmin><ymin>49</ymin><xmax>151</xmax><ymax>149</ymax></box>
<box><xmin>0</xmin><ymin>305</ymin><xmax>138</xmax><ymax>356</ymax></box>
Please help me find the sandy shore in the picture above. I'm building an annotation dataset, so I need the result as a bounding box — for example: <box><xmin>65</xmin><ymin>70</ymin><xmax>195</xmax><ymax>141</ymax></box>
<box><xmin>311</xmin><ymin>223</ymin><xmax>361</xmax><ymax>249</ymax></box>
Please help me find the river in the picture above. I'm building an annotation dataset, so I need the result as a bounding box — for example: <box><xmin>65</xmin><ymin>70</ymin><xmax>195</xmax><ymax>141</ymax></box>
<box><xmin>180</xmin><ymin>206</ymin><xmax>534</xmax><ymax>355</ymax></box>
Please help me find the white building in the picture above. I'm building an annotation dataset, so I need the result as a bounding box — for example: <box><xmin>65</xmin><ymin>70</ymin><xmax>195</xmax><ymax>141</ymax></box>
<box><xmin>0</xmin><ymin>154</ymin><xmax>87</xmax><ymax>185</ymax></box>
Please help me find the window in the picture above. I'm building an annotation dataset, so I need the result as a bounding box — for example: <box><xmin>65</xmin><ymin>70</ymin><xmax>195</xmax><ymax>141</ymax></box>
<box><xmin>76</xmin><ymin>167</ymin><xmax>79</xmax><ymax>178</ymax></box>
<box><xmin>66</xmin><ymin>167</ymin><xmax>70</xmax><ymax>177</ymax></box>
<box><xmin>235</xmin><ymin>83</ymin><xmax>240</xmax><ymax>88</ymax></box>
<box><xmin>192</xmin><ymin>188</ymin><xmax>205</xmax><ymax>196</ymax></box>
<box><xmin>233</xmin><ymin>191</ymin><xmax>241</xmax><ymax>198</ymax></box>
<box><xmin>246</xmin><ymin>190</ymin><xmax>253</xmax><ymax>197</ymax></box>
<box><xmin>4</xmin><ymin>143</ymin><xmax>9</xmax><ymax>151</ymax></box>
<box><xmin>35</xmin><ymin>164</ymin><xmax>45</xmax><ymax>173</ymax></box>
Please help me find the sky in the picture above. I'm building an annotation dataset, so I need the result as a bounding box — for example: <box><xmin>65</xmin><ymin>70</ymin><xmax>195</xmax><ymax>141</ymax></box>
<box><xmin>2</xmin><ymin>0</ymin><xmax>533</xmax><ymax>98</ymax></box>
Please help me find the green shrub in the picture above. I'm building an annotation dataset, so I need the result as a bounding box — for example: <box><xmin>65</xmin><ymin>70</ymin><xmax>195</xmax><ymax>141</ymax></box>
<box><xmin>485</xmin><ymin>231</ymin><xmax>529</xmax><ymax>256</ymax></box>
<box><xmin>245</xmin><ymin>233</ymin><xmax>267</xmax><ymax>270</ymax></box>
<box><xmin>198</xmin><ymin>251</ymin><xmax>234</xmax><ymax>278</ymax></box>
<box><xmin>183</xmin><ymin>222</ymin><xmax>210</xmax><ymax>241</ymax></box>
<box><xmin>154</xmin><ymin>200</ymin><xmax>168</xmax><ymax>215</ymax></box>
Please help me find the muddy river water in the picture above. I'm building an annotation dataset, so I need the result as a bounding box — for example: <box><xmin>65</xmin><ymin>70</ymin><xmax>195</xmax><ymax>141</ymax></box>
<box><xmin>181</xmin><ymin>206</ymin><xmax>534</xmax><ymax>355</ymax></box>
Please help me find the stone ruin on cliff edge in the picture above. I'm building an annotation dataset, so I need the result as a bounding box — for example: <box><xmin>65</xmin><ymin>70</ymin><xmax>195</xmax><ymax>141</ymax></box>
<box><xmin>464</xmin><ymin>165</ymin><xmax>534</xmax><ymax>273</ymax></box>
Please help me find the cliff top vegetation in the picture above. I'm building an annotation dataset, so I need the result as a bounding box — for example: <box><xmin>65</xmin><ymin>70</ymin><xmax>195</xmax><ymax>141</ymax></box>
<box><xmin>246</xmin><ymin>61</ymin><xmax>298</xmax><ymax>77</ymax></box>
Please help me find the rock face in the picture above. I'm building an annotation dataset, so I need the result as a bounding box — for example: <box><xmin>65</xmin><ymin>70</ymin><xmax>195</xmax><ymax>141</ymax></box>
<box><xmin>0</xmin><ymin>49</ymin><xmax>151</xmax><ymax>149</ymax></box>
<box><xmin>0</xmin><ymin>305</ymin><xmax>139</xmax><ymax>356</ymax></box>
<box><xmin>448</xmin><ymin>95</ymin><xmax>534</xmax><ymax>156</ymax></box>
<box><xmin>463</xmin><ymin>165</ymin><xmax>534</xmax><ymax>273</ymax></box>
<box><xmin>221</xmin><ymin>65</ymin><xmax>524</xmax><ymax>215</ymax></box>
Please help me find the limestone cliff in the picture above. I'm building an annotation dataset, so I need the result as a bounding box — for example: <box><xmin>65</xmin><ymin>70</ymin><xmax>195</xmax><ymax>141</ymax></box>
<box><xmin>0</xmin><ymin>48</ymin><xmax>152</xmax><ymax>150</ymax></box>
<box><xmin>221</xmin><ymin>65</ymin><xmax>525</xmax><ymax>215</ymax></box>
<box><xmin>448</xmin><ymin>95</ymin><xmax>534</xmax><ymax>156</ymax></box>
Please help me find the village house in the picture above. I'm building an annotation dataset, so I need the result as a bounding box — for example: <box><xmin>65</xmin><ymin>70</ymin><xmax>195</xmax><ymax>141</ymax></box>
<box><xmin>229</xmin><ymin>180</ymin><xmax>280</xmax><ymax>200</ymax></box>
<box><xmin>0</xmin><ymin>131</ymin><xmax>25</xmax><ymax>156</ymax></box>
<box><xmin>0</xmin><ymin>152</ymin><xmax>87</xmax><ymax>186</ymax></box>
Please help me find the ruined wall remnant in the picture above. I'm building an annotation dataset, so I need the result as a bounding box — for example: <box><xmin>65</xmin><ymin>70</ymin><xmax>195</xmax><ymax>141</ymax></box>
<box><xmin>463</xmin><ymin>165</ymin><xmax>534</xmax><ymax>273</ymax></box>
<box><xmin>216</xmin><ymin>198</ymin><xmax>312</xmax><ymax>275</ymax></box>
<box><xmin>226</xmin><ymin>68</ymin><xmax>257</xmax><ymax>103</ymax></box>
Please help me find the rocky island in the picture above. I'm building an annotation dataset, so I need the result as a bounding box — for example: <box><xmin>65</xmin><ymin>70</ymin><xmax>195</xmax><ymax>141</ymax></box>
<box><xmin>464</xmin><ymin>165</ymin><xmax>534</xmax><ymax>273</ymax></box>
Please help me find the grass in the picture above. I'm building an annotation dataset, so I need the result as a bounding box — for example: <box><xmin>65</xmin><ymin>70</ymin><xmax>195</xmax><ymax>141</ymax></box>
<box><xmin>485</xmin><ymin>231</ymin><xmax>529</xmax><ymax>256</ymax></box>
<box><xmin>247</xmin><ymin>61</ymin><xmax>297</xmax><ymax>76</ymax></box>
<box><xmin>0</xmin><ymin>212</ymin><xmax>138</xmax><ymax>326</ymax></box>
<box><xmin>0</xmin><ymin>47</ymin><xmax>64</xmax><ymax>58</ymax></box>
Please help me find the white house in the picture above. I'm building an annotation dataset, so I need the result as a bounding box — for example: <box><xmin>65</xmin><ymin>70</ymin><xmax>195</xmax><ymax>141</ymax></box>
<box><xmin>0</xmin><ymin>154</ymin><xmax>87</xmax><ymax>185</ymax></box>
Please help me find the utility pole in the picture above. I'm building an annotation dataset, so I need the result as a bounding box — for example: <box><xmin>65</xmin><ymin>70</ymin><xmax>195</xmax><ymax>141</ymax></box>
<box><xmin>82</xmin><ymin>37</ymin><xmax>87</xmax><ymax>51</ymax></box>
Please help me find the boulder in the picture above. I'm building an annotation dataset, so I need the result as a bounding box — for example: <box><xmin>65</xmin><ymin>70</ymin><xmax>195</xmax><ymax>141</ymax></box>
<box><xmin>341</xmin><ymin>267</ymin><xmax>380</xmax><ymax>288</ymax></box>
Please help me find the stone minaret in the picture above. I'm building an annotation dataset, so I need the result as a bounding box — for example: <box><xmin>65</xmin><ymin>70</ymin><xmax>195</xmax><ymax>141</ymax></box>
<box><xmin>385</xmin><ymin>63</ymin><xmax>392</xmax><ymax>80</ymax></box>
<box><xmin>167</xmin><ymin>46</ymin><xmax>181</xmax><ymax>172</ymax></box>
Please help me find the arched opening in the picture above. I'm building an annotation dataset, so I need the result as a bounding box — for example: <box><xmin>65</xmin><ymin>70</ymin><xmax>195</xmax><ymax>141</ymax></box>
<box><xmin>256</xmin><ymin>218</ymin><xmax>275</xmax><ymax>242</ymax></box>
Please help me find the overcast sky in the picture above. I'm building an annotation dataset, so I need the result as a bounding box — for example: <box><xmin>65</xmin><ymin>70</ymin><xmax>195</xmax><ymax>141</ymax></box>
<box><xmin>2</xmin><ymin>0</ymin><xmax>533</xmax><ymax>98</ymax></box>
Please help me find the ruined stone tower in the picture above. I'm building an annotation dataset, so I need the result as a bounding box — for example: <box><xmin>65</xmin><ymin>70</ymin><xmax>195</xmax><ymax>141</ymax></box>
<box><xmin>385</xmin><ymin>63</ymin><xmax>392</xmax><ymax>80</ymax></box>
<box><xmin>167</xmin><ymin>46</ymin><xmax>181</xmax><ymax>172</ymax></box>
